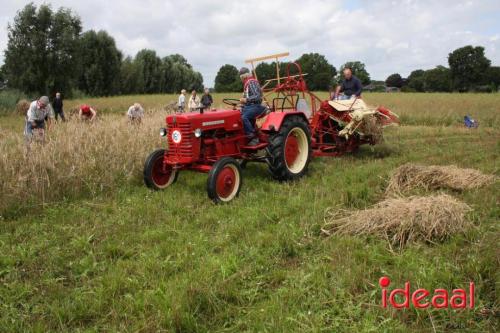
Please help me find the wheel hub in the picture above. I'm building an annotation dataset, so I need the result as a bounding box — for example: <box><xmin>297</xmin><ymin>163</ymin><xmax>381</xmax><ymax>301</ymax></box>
<box><xmin>285</xmin><ymin>134</ymin><xmax>300</xmax><ymax>166</ymax></box>
<box><xmin>216</xmin><ymin>167</ymin><xmax>236</xmax><ymax>199</ymax></box>
<box><xmin>152</xmin><ymin>157</ymin><xmax>172</xmax><ymax>186</ymax></box>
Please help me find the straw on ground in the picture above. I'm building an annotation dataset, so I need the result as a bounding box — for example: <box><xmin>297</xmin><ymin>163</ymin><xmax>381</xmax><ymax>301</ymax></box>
<box><xmin>322</xmin><ymin>194</ymin><xmax>472</xmax><ymax>248</ymax></box>
<box><xmin>386</xmin><ymin>163</ymin><xmax>497</xmax><ymax>195</ymax></box>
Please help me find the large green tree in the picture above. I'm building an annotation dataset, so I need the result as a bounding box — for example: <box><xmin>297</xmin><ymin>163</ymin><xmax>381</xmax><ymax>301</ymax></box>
<box><xmin>406</xmin><ymin>69</ymin><xmax>426</xmax><ymax>92</ymax></box>
<box><xmin>255</xmin><ymin>62</ymin><xmax>276</xmax><ymax>84</ymax></box>
<box><xmin>484</xmin><ymin>66</ymin><xmax>500</xmax><ymax>90</ymax></box>
<box><xmin>0</xmin><ymin>65</ymin><xmax>5</xmax><ymax>87</ymax></box>
<box><xmin>134</xmin><ymin>49</ymin><xmax>162</xmax><ymax>94</ymax></box>
<box><xmin>3</xmin><ymin>3</ymin><xmax>82</xmax><ymax>96</ymax></box>
<box><xmin>78</xmin><ymin>30</ymin><xmax>122</xmax><ymax>96</ymax></box>
<box><xmin>338</xmin><ymin>61</ymin><xmax>371</xmax><ymax>85</ymax></box>
<box><xmin>385</xmin><ymin>73</ymin><xmax>404</xmax><ymax>88</ymax></box>
<box><xmin>160</xmin><ymin>54</ymin><xmax>203</xmax><ymax>93</ymax></box>
<box><xmin>214</xmin><ymin>64</ymin><xmax>242</xmax><ymax>92</ymax></box>
<box><xmin>295</xmin><ymin>53</ymin><xmax>336</xmax><ymax>91</ymax></box>
<box><xmin>119</xmin><ymin>56</ymin><xmax>141</xmax><ymax>95</ymax></box>
<box><xmin>448</xmin><ymin>45</ymin><xmax>491</xmax><ymax>91</ymax></box>
<box><xmin>423</xmin><ymin>66</ymin><xmax>452</xmax><ymax>92</ymax></box>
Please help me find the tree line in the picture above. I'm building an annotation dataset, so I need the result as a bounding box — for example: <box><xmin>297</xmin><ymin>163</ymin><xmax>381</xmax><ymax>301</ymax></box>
<box><xmin>214</xmin><ymin>54</ymin><xmax>371</xmax><ymax>93</ymax></box>
<box><xmin>216</xmin><ymin>46</ymin><xmax>499</xmax><ymax>93</ymax></box>
<box><xmin>385</xmin><ymin>46</ymin><xmax>499</xmax><ymax>92</ymax></box>
<box><xmin>0</xmin><ymin>3</ymin><xmax>203</xmax><ymax>98</ymax></box>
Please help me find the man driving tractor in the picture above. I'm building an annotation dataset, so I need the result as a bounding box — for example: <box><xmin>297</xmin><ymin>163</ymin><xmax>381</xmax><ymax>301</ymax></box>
<box><xmin>238</xmin><ymin>67</ymin><xmax>266</xmax><ymax>146</ymax></box>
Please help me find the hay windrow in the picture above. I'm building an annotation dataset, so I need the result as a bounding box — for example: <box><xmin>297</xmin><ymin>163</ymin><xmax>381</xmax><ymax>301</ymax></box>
<box><xmin>386</xmin><ymin>163</ymin><xmax>497</xmax><ymax>195</ymax></box>
<box><xmin>322</xmin><ymin>194</ymin><xmax>472</xmax><ymax>248</ymax></box>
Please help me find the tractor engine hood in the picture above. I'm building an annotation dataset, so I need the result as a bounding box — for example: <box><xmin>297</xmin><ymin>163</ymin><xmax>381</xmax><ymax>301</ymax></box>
<box><xmin>166</xmin><ymin>109</ymin><xmax>243</xmax><ymax>132</ymax></box>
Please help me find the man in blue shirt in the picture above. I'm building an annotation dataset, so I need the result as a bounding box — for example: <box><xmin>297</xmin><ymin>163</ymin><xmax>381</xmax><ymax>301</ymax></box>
<box><xmin>334</xmin><ymin>67</ymin><xmax>363</xmax><ymax>100</ymax></box>
<box><xmin>239</xmin><ymin>67</ymin><xmax>265</xmax><ymax>146</ymax></box>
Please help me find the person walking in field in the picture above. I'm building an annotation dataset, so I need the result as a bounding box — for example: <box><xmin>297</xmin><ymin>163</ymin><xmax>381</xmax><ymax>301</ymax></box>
<box><xmin>78</xmin><ymin>104</ymin><xmax>97</xmax><ymax>122</ymax></box>
<box><xmin>188</xmin><ymin>90</ymin><xmax>200</xmax><ymax>112</ymax></box>
<box><xmin>239</xmin><ymin>67</ymin><xmax>266</xmax><ymax>146</ymax></box>
<box><xmin>25</xmin><ymin>95</ymin><xmax>54</xmax><ymax>142</ymax></box>
<box><xmin>127</xmin><ymin>103</ymin><xmax>144</xmax><ymax>124</ymax></box>
<box><xmin>200</xmin><ymin>88</ymin><xmax>213</xmax><ymax>111</ymax></box>
<box><xmin>334</xmin><ymin>67</ymin><xmax>363</xmax><ymax>100</ymax></box>
<box><xmin>52</xmin><ymin>92</ymin><xmax>65</xmax><ymax>122</ymax></box>
<box><xmin>177</xmin><ymin>89</ymin><xmax>186</xmax><ymax>112</ymax></box>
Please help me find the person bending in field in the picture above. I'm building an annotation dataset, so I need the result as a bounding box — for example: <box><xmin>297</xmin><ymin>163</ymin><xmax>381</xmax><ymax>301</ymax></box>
<box><xmin>334</xmin><ymin>67</ymin><xmax>362</xmax><ymax>100</ymax></box>
<box><xmin>127</xmin><ymin>103</ymin><xmax>144</xmax><ymax>124</ymax></box>
<box><xmin>79</xmin><ymin>104</ymin><xmax>97</xmax><ymax>122</ymax></box>
<box><xmin>25</xmin><ymin>95</ymin><xmax>54</xmax><ymax>142</ymax></box>
<box><xmin>239</xmin><ymin>67</ymin><xmax>265</xmax><ymax>146</ymax></box>
<box><xmin>200</xmin><ymin>88</ymin><xmax>213</xmax><ymax>111</ymax></box>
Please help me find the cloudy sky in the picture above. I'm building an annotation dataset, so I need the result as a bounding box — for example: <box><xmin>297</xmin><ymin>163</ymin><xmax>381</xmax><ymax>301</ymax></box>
<box><xmin>1</xmin><ymin>0</ymin><xmax>499</xmax><ymax>86</ymax></box>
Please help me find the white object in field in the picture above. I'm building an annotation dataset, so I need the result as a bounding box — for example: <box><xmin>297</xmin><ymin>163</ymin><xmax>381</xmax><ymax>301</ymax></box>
<box><xmin>296</xmin><ymin>98</ymin><xmax>311</xmax><ymax>118</ymax></box>
<box><xmin>328</xmin><ymin>99</ymin><xmax>370</xmax><ymax>112</ymax></box>
<box><xmin>338</xmin><ymin>109</ymin><xmax>378</xmax><ymax>138</ymax></box>
<box><xmin>327</xmin><ymin>98</ymin><xmax>381</xmax><ymax>138</ymax></box>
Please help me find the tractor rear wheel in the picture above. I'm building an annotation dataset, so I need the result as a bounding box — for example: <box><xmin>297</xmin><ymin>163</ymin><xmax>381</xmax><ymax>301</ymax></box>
<box><xmin>144</xmin><ymin>149</ymin><xmax>178</xmax><ymax>190</ymax></box>
<box><xmin>207</xmin><ymin>157</ymin><xmax>242</xmax><ymax>203</ymax></box>
<box><xmin>267</xmin><ymin>115</ymin><xmax>312</xmax><ymax>181</ymax></box>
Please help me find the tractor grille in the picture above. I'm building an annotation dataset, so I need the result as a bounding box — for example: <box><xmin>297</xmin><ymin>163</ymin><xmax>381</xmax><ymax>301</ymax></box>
<box><xmin>167</xmin><ymin>123</ymin><xmax>193</xmax><ymax>159</ymax></box>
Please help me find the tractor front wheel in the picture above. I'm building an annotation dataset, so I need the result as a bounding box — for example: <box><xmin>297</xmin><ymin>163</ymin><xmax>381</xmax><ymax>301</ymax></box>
<box><xmin>267</xmin><ymin>115</ymin><xmax>312</xmax><ymax>181</ymax></box>
<box><xmin>207</xmin><ymin>157</ymin><xmax>242</xmax><ymax>203</ymax></box>
<box><xmin>144</xmin><ymin>149</ymin><xmax>178</xmax><ymax>190</ymax></box>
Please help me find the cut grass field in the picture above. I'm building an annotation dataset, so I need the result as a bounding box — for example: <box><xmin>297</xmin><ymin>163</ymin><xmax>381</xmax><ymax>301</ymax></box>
<box><xmin>0</xmin><ymin>93</ymin><xmax>499</xmax><ymax>332</ymax></box>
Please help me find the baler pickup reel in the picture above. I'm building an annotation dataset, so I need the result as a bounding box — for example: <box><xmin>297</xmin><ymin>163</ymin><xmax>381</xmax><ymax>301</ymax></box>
<box><xmin>327</xmin><ymin>99</ymin><xmax>399</xmax><ymax>140</ymax></box>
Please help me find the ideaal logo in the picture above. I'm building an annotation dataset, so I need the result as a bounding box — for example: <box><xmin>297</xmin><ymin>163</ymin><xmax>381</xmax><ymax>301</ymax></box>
<box><xmin>379</xmin><ymin>276</ymin><xmax>475</xmax><ymax>309</ymax></box>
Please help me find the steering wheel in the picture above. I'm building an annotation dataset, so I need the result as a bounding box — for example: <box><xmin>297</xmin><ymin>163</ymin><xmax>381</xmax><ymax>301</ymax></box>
<box><xmin>222</xmin><ymin>98</ymin><xmax>241</xmax><ymax>109</ymax></box>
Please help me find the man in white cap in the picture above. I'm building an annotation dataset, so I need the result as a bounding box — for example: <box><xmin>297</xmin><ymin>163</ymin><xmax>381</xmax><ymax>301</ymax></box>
<box><xmin>239</xmin><ymin>67</ymin><xmax>265</xmax><ymax>146</ymax></box>
<box><xmin>25</xmin><ymin>95</ymin><xmax>54</xmax><ymax>141</ymax></box>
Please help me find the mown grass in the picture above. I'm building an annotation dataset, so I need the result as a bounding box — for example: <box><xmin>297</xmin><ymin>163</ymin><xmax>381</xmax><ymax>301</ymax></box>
<box><xmin>0</xmin><ymin>93</ymin><xmax>498</xmax><ymax>332</ymax></box>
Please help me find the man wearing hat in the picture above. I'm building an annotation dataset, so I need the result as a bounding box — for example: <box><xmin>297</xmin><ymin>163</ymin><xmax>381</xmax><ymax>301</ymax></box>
<box><xmin>25</xmin><ymin>95</ymin><xmax>54</xmax><ymax>141</ymax></box>
<box><xmin>239</xmin><ymin>67</ymin><xmax>265</xmax><ymax>146</ymax></box>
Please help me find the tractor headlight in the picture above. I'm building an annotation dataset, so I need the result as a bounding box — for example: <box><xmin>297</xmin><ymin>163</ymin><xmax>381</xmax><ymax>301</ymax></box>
<box><xmin>160</xmin><ymin>127</ymin><xmax>167</xmax><ymax>137</ymax></box>
<box><xmin>194</xmin><ymin>128</ymin><xmax>202</xmax><ymax>138</ymax></box>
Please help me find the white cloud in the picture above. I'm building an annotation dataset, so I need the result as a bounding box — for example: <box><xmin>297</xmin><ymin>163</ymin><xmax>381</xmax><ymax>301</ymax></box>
<box><xmin>1</xmin><ymin>0</ymin><xmax>499</xmax><ymax>86</ymax></box>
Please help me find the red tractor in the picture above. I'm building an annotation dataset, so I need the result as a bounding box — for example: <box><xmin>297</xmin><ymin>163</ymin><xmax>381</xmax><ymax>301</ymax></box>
<box><xmin>144</xmin><ymin>53</ymin><xmax>399</xmax><ymax>203</ymax></box>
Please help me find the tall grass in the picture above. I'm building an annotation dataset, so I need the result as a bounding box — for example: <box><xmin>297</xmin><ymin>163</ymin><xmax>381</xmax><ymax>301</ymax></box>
<box><xmin>0</xmin><ymin>111</ymin><xmax>165</xmax><ymax>215</ymax></box>
<box><xmin>1</xmin><ymin>92</ymin><xmax>499</xmax><ymax>215</ymax></box>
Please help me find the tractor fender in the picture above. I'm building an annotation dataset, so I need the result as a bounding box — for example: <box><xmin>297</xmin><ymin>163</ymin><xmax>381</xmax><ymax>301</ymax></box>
<box><xmin>260</xmin><ymin>111</ymin><xmax>309</xmax><ymax>132</ymax></box>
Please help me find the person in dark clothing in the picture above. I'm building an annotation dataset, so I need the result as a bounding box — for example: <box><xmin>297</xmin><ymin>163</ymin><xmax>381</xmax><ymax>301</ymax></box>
<box><xmin>334</xmin><ymin>68</ymin><xmax>363</xmax><ymax>100</ymax></box>
<box><xmin>239</xmin><ymin>67</ymin><xmax>265</xmax><ymax>146</ymax></box>
<box><xmin>200</xmin><ymin>88</ymin><xmax>213</xmax><ymax>110</ymax></box>
<box><xmin>52</xmin><ymin>92</ymin><xmax>65</xmax><ymax>121</ymax></box>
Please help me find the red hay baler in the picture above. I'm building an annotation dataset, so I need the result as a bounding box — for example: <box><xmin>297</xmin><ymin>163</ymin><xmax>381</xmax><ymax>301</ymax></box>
<box><xmin>144</xmin><ymin>53</ymin><xmax>399</xmax><ymax>203</ymax></box>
